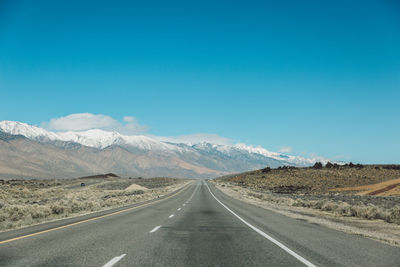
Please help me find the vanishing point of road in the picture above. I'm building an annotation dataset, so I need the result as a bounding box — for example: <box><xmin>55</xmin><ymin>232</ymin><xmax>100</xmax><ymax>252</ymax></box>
<box><xmin>0</xmin><ymin>181</ymin><xmax>399</xmax><ymax>266</ymax></box>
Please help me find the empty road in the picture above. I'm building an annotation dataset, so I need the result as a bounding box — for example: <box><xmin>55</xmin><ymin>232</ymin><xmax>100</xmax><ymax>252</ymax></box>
<box><xmin>0</xmin><ymin>180</ymin><xmax>399</xmax><ymax>266</ymax></box>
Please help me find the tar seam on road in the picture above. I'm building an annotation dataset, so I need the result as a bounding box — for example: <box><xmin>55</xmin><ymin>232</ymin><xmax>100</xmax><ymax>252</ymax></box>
<box><xmin>150</xmin><ymin>225</ymin><xmax>161</xmax><ymax>233</ymax></box>
<box><xmin>205</xmin><ymin>182</ymin><xmax>316</xmax><ymax>267</ymax></box>
<box><xmin>102</xmin><ymin>254</ymin><xmax>126</xmax><ymax>267</ymax></box>
<box><xmin>0</xmin><ymin>182</ymin><xmax>194</xmax><ymax>245</ymax></box>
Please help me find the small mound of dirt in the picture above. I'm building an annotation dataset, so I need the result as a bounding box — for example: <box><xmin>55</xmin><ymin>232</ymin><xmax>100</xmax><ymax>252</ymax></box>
<box><xmin>125</xmin><ymin>183</ymin><xmax>148</xmax><ymax>192</ymax></box>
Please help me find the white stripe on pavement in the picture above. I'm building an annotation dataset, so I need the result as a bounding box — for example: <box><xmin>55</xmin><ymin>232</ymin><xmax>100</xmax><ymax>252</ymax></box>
<box><xmin>205</xmin><ymin>182</ymin><xmax>316</xmax><ymax>267</ymax></box>
<box><xmin>103</xmin><ymin>254</ymin><xmax>126</xmax><ymax>267</ymax></box>
<box><xmin>150</xmin><ymin>225</ymin><xmax>161</xmax><ymax>233</ymax></box>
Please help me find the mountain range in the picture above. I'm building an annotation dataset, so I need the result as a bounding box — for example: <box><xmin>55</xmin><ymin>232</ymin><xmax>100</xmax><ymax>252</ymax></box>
<box><xmin>0</xmin><ymin>120</ymin><xmax>326</xmax><ymax>179</ymax></box>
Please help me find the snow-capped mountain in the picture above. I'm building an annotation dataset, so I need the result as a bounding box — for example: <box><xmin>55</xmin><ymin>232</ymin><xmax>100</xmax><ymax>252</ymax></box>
<box><xmin>0</xmin><ymin>120</ymin><xmax>59</xmax><ymax>142</ymax></box>
<box><xmin>0</xmin><ymin>121</ymin><xmax>178</xmax><ymax>151</ymax></box>
<box><xmin>0</xmin><ymin>120</ymin><xmax>326</xmax><ymax>179</ymax></box>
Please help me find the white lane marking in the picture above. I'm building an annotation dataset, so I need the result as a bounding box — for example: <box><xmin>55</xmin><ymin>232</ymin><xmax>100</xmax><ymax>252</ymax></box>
<box><xmin>169</xmin><ymin>214</ymin><xmax>175</xmax><ymax>218</ymax></box>
<box><xmin>186</xmin><ymin>182</ymin><xmax>199</xmax><ymax>203</ymax></box>
<box><xmin>177</xmin><ymin>208</ymin><xmax>181</xmax><ymax>211</ymax></box>
<box><xmin>150</xmin><ymin>225</ymin><xmax>161</xmax><ymax>233</ymax></box>
<box><xmin>183</xmin><ymin>204</ymin><xmax>186</xmax><ymax>206</ymax></box>
<box><xmin>205</xmin><ymin>182</ymin><xmax>316</xmax><ymax>267</ymax></box>
<box><xmin>103</xmin><ymin>254</ymin><xmax>126</xmax><ymax>267</ymax></box>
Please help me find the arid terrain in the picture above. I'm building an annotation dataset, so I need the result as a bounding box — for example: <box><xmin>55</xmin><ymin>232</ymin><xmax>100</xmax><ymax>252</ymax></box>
<box><xmin>212</xmin><ymin>164</ymin><xmax>400</xmax><ymax>246</ymax></box>
<box><xmin>0</xmin><ymin>174</ymin><xmax>189</xmax><ymax>231</ymax></box>
<box><xmin>220</xmin><ymin>164</ymin><xmax>400</xmax><ymax>195</ymax></box>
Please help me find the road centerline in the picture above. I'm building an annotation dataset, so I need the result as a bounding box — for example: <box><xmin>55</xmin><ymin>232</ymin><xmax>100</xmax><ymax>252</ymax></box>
<box><xmin>150</xmin><ymin>225</ymin><xmax>161</xmax><ymax>233</ymax></box>
<box><xmin>102</xmin><ymin>254</ymin><xmax>126</xmax><ymax>267</ymax></box>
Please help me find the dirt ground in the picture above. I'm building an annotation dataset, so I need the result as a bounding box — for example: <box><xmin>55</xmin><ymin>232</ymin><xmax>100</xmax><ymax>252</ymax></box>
<box><xmin>332</xmin><ymin>178</ymin><xmax>400</xmax><ymax>196</ymax></box>
<box><xmin>220</xmin><ymin>165</ymin><xmax>400</xmax><ymax>195</ymax></box>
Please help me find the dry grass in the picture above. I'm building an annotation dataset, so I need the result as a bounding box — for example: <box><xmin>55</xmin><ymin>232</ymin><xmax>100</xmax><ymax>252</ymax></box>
<box><xmin>241</xmin><ymin>189</ymin><xmax>400</xmax><ymax>224</ymax></box>
<box><xmin>0</xmin><ymin>177</ymin><xmax>188</xmax><ymax>231</ymax></box>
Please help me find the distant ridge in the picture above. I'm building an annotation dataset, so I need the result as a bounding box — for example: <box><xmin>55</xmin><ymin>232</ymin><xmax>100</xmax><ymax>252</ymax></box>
<box><xmin>0</xmin><ymin>120</ymin><xmax>328</xmax><ymax>179</ymax></box>
<box><xmin>78</xmin><ymin>173</ymin><xmax>119</xmax><ymax>179</ymax></box>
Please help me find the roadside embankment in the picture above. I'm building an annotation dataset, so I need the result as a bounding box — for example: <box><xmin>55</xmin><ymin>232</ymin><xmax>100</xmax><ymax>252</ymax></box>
<box><xmin>0</xmin><ymin>177</ymin><xmax>190</xmax><ymax>232</ymax></box>
<box><xmin>212</xmin><ymin>180</ymin><xmax>400</xmax><ymax>247</ymax></box>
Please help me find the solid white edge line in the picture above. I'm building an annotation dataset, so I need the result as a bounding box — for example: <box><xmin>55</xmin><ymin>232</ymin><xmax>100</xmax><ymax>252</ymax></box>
<box><xmin>103</xmin><ymin>254</ymin><xmax>126</xmax><ymax>267</ymax></box>
<box><xmin>205</xmin><ymin>182</ymin><xmax>316</xmax><ymax>267</ymax></box>
<box><xmin>169</xmin><ymin>214</ymin><xmax>174</xmax><ymax>218</ymax></box>
<box><xmin>150</xmin><ymin>225</ymin><xmax>161</xmax><ymax>233</ymax></box>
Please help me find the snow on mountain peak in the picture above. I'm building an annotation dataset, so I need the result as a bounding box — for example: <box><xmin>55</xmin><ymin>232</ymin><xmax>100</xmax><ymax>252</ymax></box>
<box><xmin>58</xmin><ymin>129</ymin><xmax>124</xmax><ymax>148</ymax></box>
<box><xmin>0</xmin><ymin>120</ymin><xmax>59</xmax><ymax>141</ymax></box>
<box><xmin>0</xmin><ymin>121</ymin><xmax>176</xmax><ymax>150</ymax></box>
<box><xmin>0</xmin><ymin>120</ymin><xmax>326</xmax><ymax>166</ymax></box>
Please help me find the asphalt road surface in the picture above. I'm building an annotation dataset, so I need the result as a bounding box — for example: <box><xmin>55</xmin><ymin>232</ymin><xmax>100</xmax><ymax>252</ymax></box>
<box><xmin>0</xmin><ymin>180</ymin><xmax>399</xmax><ymax>266</ymax></box>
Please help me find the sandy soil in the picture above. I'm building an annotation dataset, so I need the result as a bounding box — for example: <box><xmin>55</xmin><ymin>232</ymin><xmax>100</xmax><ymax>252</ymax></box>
<box><xmin>331</xmin><ymin>178</ymin><xmax>400</xmax><ymax>196</ymax></box>
<box><xmin>124</xmin><ymin>183</ymin><xmax>149</xmax><ymax>192</ymax></box>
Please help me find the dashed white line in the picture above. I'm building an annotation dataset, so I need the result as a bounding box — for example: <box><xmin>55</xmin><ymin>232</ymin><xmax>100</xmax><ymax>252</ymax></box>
<box><xmin>204</xmin><ymin>182</ymin><xmax>316</xmax><ymax>267</ymax></box>
<box><xmin>177</xmin><ymin>208</ymin><xmax>181</xmax><ymax>211</ymax></box>
<box><xmin>103</xmin><ymin>254</ymin><xmax>126</xmax><ymax>267</ymax></box>
<box><xmin>183</xmin><ymin>204</ymin><xmax>186</xmax><ymax>206</ymax></box>
<box><xmin>150</xmin><ymin>225</ymin><xmax>161</xmax><ymax>233</ymax></box>
<box><xmin>169</xmin><ymin>214</ymin><xmax>174</xmax><ymax>218</ymax></box>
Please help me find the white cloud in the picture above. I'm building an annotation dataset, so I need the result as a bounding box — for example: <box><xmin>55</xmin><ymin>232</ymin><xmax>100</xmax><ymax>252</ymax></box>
<box><xmin>123</xmin><ymin>116</ymin><xmax>134</xmax><ymax>123</ymax></box>
<box><xmin>43</xmin><ymin>113</ymin><xmax>148</xmax><ymax>134</ymax></box>
<box><xmin>155</xmin><ymin>133</ymin><xmax>234</xmax><ymax>145</ymax></box>
<box><xmin>278</xmin><ymin>146</ymin><xmax>292</xmax><ymax>153</ymax></box>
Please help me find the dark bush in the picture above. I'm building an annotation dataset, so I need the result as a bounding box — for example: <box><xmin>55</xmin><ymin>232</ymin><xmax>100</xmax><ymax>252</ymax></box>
<box><xmin>278</xmin><ymin>166</ymin><xmax>296</xmax><ymax>170</ymax></box>
<box><xmin>333</xmin><ymin>163</ymin><xmax>339</xmax><ymax>168</ymax></box>
<box><xmin>261</xmin><ymin>167</ymin><xmax>271</xmax><ymax>173</ymax></box>
<box><xmin>313</xmin><ymin>162</ymin><xmax>323</xmax><ymax>169</ymax></box>
<box><xmin>383</xmin><ymin>165</ymin><xmax>400</xmax><ymax>170</ymax></box>
<box><xmin>51</xmin><ymin>205</ymin><xmax>64</xmax><ymax>215</ymax></box>
<box><xmin>325</xmin><ymin>162</ymin><xmax>333</xmax><ymax>168</ymax></box>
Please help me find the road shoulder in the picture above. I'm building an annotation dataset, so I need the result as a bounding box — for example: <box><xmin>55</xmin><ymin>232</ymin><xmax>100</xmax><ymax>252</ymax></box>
<box><xmin>211</xmin><ymin>181</ymin><xmax>400</xmax><ymax>247</ymax></box>
<box><xmin>0</xmin><ymin>181</ymin><xmax>192</xmax><ymax>243</ymax></box>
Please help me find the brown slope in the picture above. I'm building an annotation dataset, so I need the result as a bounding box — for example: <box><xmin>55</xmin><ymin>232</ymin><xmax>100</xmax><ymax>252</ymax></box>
<box><xmin>0</xmin><ymin>138</ymin><xmax>226</xmax><ymax>179</ymax></box>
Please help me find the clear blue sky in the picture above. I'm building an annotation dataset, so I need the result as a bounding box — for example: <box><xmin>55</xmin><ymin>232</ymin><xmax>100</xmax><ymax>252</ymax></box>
<box><xmin>1</xmin><ymin>0</ymin><xmax>399</xmax><ymax>163</ymax></box>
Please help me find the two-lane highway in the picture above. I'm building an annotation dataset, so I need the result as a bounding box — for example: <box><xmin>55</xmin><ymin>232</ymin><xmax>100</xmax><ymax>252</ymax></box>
<box><xmin>0</xmin><ymin>180</ymin><xmax>399</xmax><ymax>266</ymax></box>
